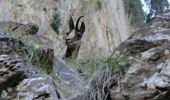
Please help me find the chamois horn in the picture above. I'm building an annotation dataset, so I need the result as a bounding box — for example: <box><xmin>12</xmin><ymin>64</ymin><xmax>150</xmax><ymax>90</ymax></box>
<box><xmin>69</xmin><ymin>16</ymin><xmax>74</xmax><ymax>30</ymax></box>
<box><xmin>76</xmin><ymin>16</ymin><xmax>84</xmax><ymax>30</ymax></box>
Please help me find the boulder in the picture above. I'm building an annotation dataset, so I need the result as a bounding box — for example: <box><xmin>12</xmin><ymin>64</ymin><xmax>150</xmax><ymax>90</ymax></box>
<box><xmin>30</xmin><ymin>35</ymin><xmax>54</xmax><ymax>74</ymax></box>
<box><xmin>53</xmin><ymin>57</ymin><xmax>84</xmax><ymax>97</ymax></box>
<box><xmin>13</xmin><ymin>22</ymin><xmax>39</xmax><ymax>35</ymax></box>
<box><xmin>0</xmin><ymin>31</ymin><xmax>28</xmax><ymax>56</ymax></box>
<box><xmin>16</xmin><ymin>76</ymin><xmax>62</xmax><ymax>100</ymax></box>
<box><xmin>0</xmin><ymin>21</ymin><xmax>38</xmax><ymax>35</ymax></box>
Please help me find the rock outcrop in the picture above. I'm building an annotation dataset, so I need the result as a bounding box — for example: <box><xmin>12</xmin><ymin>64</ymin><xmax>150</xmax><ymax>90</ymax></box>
<box><xmin>0</xmin><ymin>21</ymin><xmax>38</xmax><ymax>35</ymax></box>
<box><xmin>0</xmin><ymin>25</ymin><xmax>61</xmax><ymax>99</ymax></box>
<box><xmin>0</xmin><ymin>54</ymin><xmax>61</xmax><ymax>100</ymax></box>
<box><xmin>79</xmin><ymin>12</ymin><xmax>170</xmax><ymax>100</ymax></box>
<box><xmin>110</xmin><ymin>12</ymin><xmax>170</xmax><ymax>100</ymax></box>
<box><xmin>0</xmin><ymin>21</ymin><xmax>54</xmax><ymax>73</ymax></box>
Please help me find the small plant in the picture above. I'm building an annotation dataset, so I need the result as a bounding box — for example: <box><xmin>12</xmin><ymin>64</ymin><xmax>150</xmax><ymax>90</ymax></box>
<box><xmin>96</xmin><ymin>0</ymin><xmax>102</xmax><ymax>10</ymax></box>
<box><xmin>23</xmin><ymin>37</ymin><xmax>51</xmax><ymax>74</ymax></box>
<box><xmin>50</xmin><ymin>8</ymin><xmax>61</xmax><ymax>34</ymax></box>
<box><xmin>105</xmin><ymin>57</ymin><xmax>130</xmax><ymax>77</ymax></box>
<box><xmin>81</xmin><ymin>57</ymin><xmax>129</xmax><ymax>100</ymax></box>
<box><xmin>43</xmin><ymin>7</ymin><xmax>47</xmax><ymax>13</ymax></box>
<box><xmin>81</xmin><ymin>0</ymin><xmax>89</xmax><ymax>11</ymax></box>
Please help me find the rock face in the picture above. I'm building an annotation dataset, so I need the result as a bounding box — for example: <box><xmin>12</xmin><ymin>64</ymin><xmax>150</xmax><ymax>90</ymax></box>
<box><xmin>108</xmin><ymin>12</ymin><xmax>170</xmax><ymax>99</ymax></box>
<box><xmin>57</xmin><ymin>0</ymin><xmax>130</xmax><ymax>59</ymax></box>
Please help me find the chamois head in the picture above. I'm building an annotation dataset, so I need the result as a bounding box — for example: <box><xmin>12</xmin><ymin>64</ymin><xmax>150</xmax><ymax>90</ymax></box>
<box><xmin>64</xmin><ymin>16</ymin><xmax>85</xmax><ymax>59</ymax></box>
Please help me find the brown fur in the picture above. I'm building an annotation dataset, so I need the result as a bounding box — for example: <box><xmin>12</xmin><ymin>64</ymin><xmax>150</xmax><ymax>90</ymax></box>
<box><xmin>63</xmin><ymin>16</ymin><xmax>85</xmax><ymax>60</ymax></box>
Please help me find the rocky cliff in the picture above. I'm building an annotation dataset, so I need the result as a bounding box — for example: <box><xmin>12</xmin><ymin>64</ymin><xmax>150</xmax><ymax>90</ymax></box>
<box><xmin>76</xmin><ymin>12</ymin><xmax>170</xmax><ymax>100</ymax></box>
<box><xmin>2</xmin><ymin>0</ymin><xmax>170</xmax><ymax>100</ymax></box>
<box><xmin>0</xmin><ymin>0</ymin><xmax>130</xmax><ymax>59</ymax></box>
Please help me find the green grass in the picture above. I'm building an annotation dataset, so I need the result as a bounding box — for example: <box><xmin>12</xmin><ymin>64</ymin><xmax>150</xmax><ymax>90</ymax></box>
<box><xmin>64</xmin><ymin>55</ymin><xmax>129</xmax><ymax>99</ymax></box>
<box><xmin>50</xmin><ymin>55</ymin><xmax>128</xmax><ymax>98</ymax></box>
<box><xmin>66</xmin><ymin>55</ymin><xmax>127</xmax><ymax>83</ymax></box>
<box><xmin>20</xmin><ymin>36</ymin><xmax>49</xmax><ymax>73</ymax></box>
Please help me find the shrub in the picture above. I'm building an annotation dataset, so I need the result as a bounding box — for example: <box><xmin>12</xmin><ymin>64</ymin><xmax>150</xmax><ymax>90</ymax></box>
<box><xmin>50</xmin><ymin>9</ymin><xmax>61</xmax><ymax>34</ymax></box>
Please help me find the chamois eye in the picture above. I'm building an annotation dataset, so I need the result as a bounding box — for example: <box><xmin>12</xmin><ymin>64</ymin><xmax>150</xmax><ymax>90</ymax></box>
<box><xmin>77</xmin><ymin>32</ymin><xmax>82</xmax><ymax>37</ymax></box>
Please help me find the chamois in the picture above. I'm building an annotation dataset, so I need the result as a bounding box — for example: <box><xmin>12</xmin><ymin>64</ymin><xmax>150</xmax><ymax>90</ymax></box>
<box><xmin>63</xmin><ymin>16</ymin><xmax>85</xmax><ymax>60</ymax></box>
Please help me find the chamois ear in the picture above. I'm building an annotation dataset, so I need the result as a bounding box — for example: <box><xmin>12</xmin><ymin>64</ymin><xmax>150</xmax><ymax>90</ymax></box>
<box><xmin>69</xmin><ymin>16</ymin><xmax>74</xmax><ymax>30</ymax></box>
<box><xmin>80</xmin><ymin>22</ymin><xmax>85</xmax><ymax>33</ymax></box>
